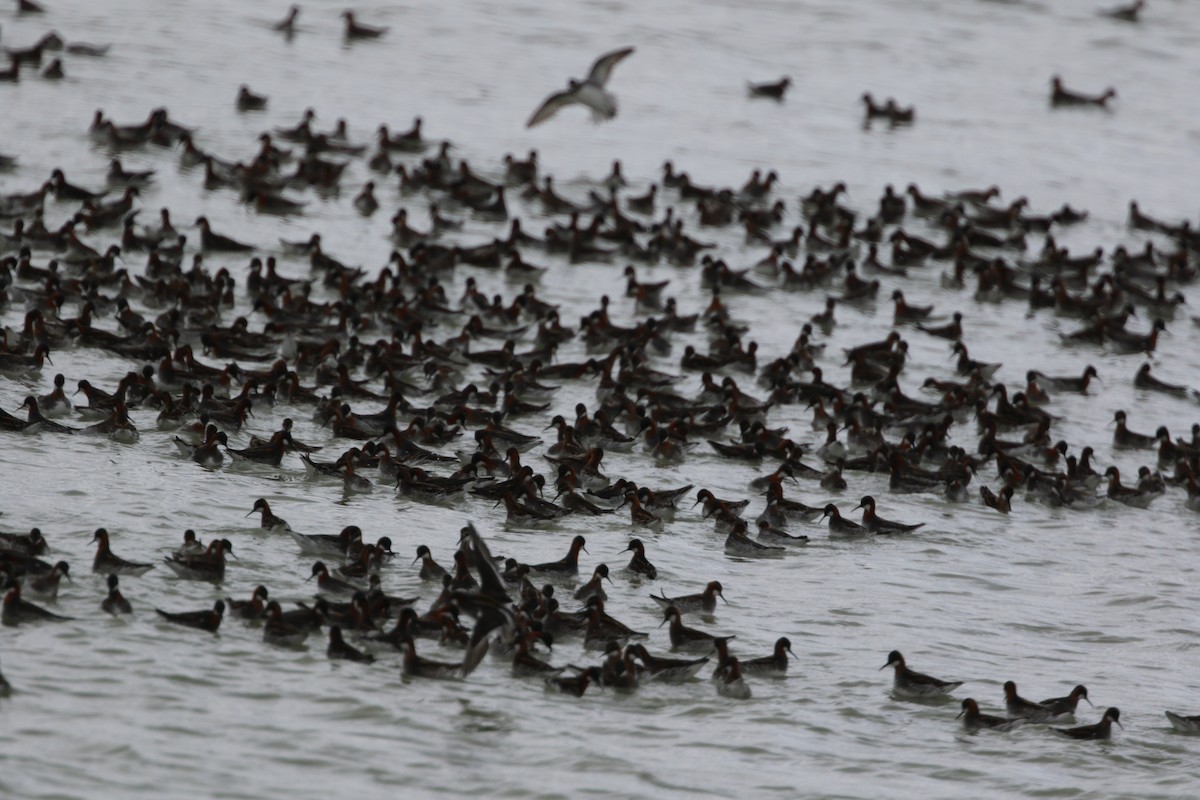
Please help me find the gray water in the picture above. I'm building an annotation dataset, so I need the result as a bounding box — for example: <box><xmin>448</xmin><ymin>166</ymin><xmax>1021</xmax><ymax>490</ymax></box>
<box><xmin>2</xmin><ymin>0</ymin><xmax>1200</xmax><ymax>798</ymax></box>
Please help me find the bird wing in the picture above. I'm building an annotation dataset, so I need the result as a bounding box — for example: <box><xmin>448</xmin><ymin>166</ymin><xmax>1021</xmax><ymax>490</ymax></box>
<box><xmin>526</xmin><ymin>88</ymin><xmax>580</xmax><ymax>128</ymax></box>
<box><xmin>586</xmin><ymin>46</ymin><xmax>635</xmax><ymax>86</ymax></box>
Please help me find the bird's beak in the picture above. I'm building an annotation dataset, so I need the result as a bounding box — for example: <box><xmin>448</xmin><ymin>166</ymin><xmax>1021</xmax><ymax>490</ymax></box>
<box><xmin>955</xmin><ymin>708</ymin><xmax>966</xmax><ymax>720</ymax></box>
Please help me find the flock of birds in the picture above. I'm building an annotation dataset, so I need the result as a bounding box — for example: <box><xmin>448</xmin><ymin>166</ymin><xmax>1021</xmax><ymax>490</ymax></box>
<box><xmin>2</xmin><ymin>0</ymin><xmax>1200</xmax><ymax>748</ymax></box>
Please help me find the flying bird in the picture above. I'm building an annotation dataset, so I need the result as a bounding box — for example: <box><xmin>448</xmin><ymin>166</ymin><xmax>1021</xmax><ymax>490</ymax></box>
<box><xmin>526</xmin><ymin>47</ymin><xmax>635</xmax><ymax>128</ymax></box>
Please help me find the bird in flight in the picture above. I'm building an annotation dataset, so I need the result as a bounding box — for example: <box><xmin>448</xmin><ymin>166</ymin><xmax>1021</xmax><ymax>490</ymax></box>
<box><xmin>526</xmin><ymin>47</ymin><xmax>635</xmax><ymax>128</ymax></box>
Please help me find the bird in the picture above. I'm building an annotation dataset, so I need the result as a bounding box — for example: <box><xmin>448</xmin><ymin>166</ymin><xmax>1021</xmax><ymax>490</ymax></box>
<box><xmin>262</xmin><ymin>600</ymin><xmax>310</xmax><ymax>647</ymax></box>
<box><xmin>22</xmin><ymin>560</ymin><xmax>70</xmax><ymax>600</ymax></box>
<box><xmin>853</xmin><ymin>496</ymin><xmax>924</xmax><ymax>534</ymax></box>
<box><xmin>621</xmin><ymin>538</ymin><xmax>657</xmax><ymax>579</ymax></box>
<box><xmin>3</xmin><ymin>581</ymin><xmax>74</xmax><ymax>626</ymax></box>
<box><xmin>1101</xmin><ymin>0</ymin><xmax>1143</xmax><ymax>23</ymax></box>
<box><xmin>91</xmin><ymin>528</ymin><xmax>155</xmax><ymax>576</ymax></box>
<box><xmin>958</xmin><ymin>698</ymin><xmax>1025</xmax><ymax>732</ymax></box>
<box><xmin>100</xmin><ymin>574</ymin><xmax>133</xmax><ymax>615</ymax></box>
<box><xmin>273</xmin><ymin>5</ymin><xmax>299</xmax><ymax>35</ymax></box>
<box><xmin>526</xmin><ymin>47</ymin><xmax>635</xmax><ymax>127</ymax></box>
<box><xmin>747</xmin><ymin>77</ymin><xmax>791</xmax><ymax>100</ymax></box>
<box><xmin>1039</xmin><ymin>685</ymin><xmax>1093</xmax><ymax>717</ymax></box>
<box><xmin>882</xmin><ymin>650</ymin><xmax>962</xmax><ymax>697</ymax></box>
<box><xmin>236</xmin><ymin>85</ymin><xmax>268</xmax><ymax>111</ymax></box>
<box><xmin>155</xmin><ymin>600</ymin><xmax>225</xmax><ymax>632</ymax></box>
<box><xmin>716</xmin><ymin>657</ymin><xmax>751</xmax><ymax>699</ymax></box>
<box><xmin>327</xmin><ymin>625</ymin><xmax>374</xmax><ymax>662</ymax></box>
<box><xmin>739</xmin><ymin>637</ymin><xmax>795</xmax><ymax>675</ymax></box>
<box><xmin>1054</xmin><ymin>707</ymin><xmax>1122</xmax><ymax>739</ymax></box>
<box><xmin>650</xmin><ymin>581</ymin><xmax>726</xmax><ymax>614</ymax></box>
<box><xmin>1165</xmin><ymin>711</ymin><xmax>1200</xmax><ymax>733</ymax></box>
<box><xmin>1050</xmin><ymin>76</ymin><xmax>1116</xmax><ymax>108</ymax></box>
<box><xmin>1003</xmin><ymin>680</ymin><xmax>1068</xmax><ymax>723</ymax></box>
<box><xmin>342</xmin><ymin>11</ymin><xmax>387</xmax><ymax>40</ymax></box>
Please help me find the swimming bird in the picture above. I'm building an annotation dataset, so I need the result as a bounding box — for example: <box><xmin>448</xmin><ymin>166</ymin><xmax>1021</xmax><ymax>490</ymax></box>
<box><xmin>716</xmin><ymin>656</ymin><xmax>751</xmax><ymax>699</ymax></box>
<box><xmin>854</xmin><ymin>496</ymin><xmax>924</xmax><ymax>534</ymax></box>
<box><xmin>1050</xmin><ymin>76</ymin><xmax>1116</xmax><ymax>108</ymax></box>
<box><xmin>1102</xmin><ymin>0</ymin><xmax>1143</xmax><ymax>22</ymax></box>
<box><xmin>1039</xmin><ymin>685</ymin><xmax>1093</xmax><ymax>717</ymax></box>
<box><xmin>247</xmin><ymin>498</ymin><xmax>290</xmax><ymax>531</ymax></box>
<box><xmin>400</xmin><ymin>636</ymin><xmax>488</xmax><ymax>679</ymax></box>
<box><xmin>662</xmin><ymin>606</ymin><xmax>735</xmax><ymax>653</ymax></box>
<box><xmin>755</xmin><ymin>519</ymin><xmax>810</xmax><ymax>547</ymax></box>
<box><xmin>273</xmin><ymin>5</ymin><xmax>299</xmax><ymax>34</ymax></box>
<box><xmin>621</xmin><ymin>538</ymin><xmax>657</xmax><ymax>579</ymax></box>
<box><xmin>308</xmin><ymin>560</ymin><xmax>363</xmax><ymax>599</ymax></box>
<box><xmin>328</xmin><ymin>625</ymin><xmax>374</xmax><ymax>662</ymax></box>
<box><xmin>291</xmin><ymin>526</ymin><xmax>360</xmax><ymax>558</ymax></box>
<box><xmin>747</xmin><ymin>77</ymin><xmax>791</xmax><ymax>100</ymax></box>
<box><xmin>226</xmin><ymin>585</ymin><xmax>269</xmax><ymax>620</ymax></box>
<box><xmin>342</xmin><ymin>11</ymin><xmax>388</xmax><ymax>40</ymax></box>
<box><xmin>91</xmin><ymin>528</ymin><xmax>154</xmax><ymax>576</ymax></box>
<box><xmin>917</xmin><ymin>311</ymin><xmax>963</xmax><ymax>341</ymax></box>
<box><xmin>236</xmin><ymin>85</ymin><xmax>268</xmax><ymax>111</ymax></box>
<box><xmin>414</xmin><ymin>545</ymin><xmax>449</xmax><ymax>581</ymax></box>
<box><xmin>573</xmin><ymin>563</ymin><xmax>613</xmax><ymax>603</ymax></box>
<box><xmin>739</xmin><ymin>637</ymin><xmax>795</xmax><ymax>675</ymax></box>
<box><xmin>1031</xmin><ymin>365</ymin><xmax>1098</xmax><ymax>394</ymax></box>
<box><xmin>650</xmin><ymin>581</ymin><xmax>726</xmax><ymax>614</ymax></box>
<box><xmin>545</xmin><ymin>666</ymin><xmax>598</xmax><ymax>696</ymax></box>
<box><xmin>958</xmin><ymin>698</ymin><xmax>1025</xmax><ymax>732</ymax></box>
<box><xmin>883</xmin><ymin>650</ymin><xmax>962</xmax><ymax>697</ymax></box>
<box><xmin>1004</xmin><ymin>680</ymin><xmax>1067</xmax><ymax>723</ymax></box>
<box><xmin>22</xmin><ymin>560</ymin><xmax>69</xmax><ymax>600</ymax></box>
<box><xmin>1165</xmin><ymin>711</ymin><xmax>1200</xmax><ymax>733</ymax></box>
<box><xmin>155</xmin><ymin>600</ymin><xmax>224</xmax><ymax>632</ymax></box>
<box><xmin>100</xmin><ymin>574</ymin><xmax>133</xmax><ymax>615</ymax></box>
<box><xmin>263</xmin><ymin>600</ymin><xmax>310</xmax><ymax>647</ymax></box>
<box><xmin>3</xmin><ymin>581</ymin><xmax>73</xmax><ymax>625</ymax></box>
<box><xmin>0</xmin><ymin>528</ymin><xmax>47</xmax><ymax>556</ymax></box>
<box><xmin>163</xmin><ymin>538</ymin><xmax>234</xmax><ymax>582</ymax></box>
<box><xmin>1133</xmin><ymin>363</ymin><xmax>1195</xmax><ymax>398</ymax></box>
<box><xmin>194</xmin><ymin>216</ymin><xmax>252</xmax><ymax>252</ymax></box>
<box><xmin>528</xmin><ymin>535</ymin><xmax>587</xmax><ymax>575</ymax></box>
<box><xmin>724</xmin><ymin>522</ymin><xmax>785</xmax><ymax>558</ymax></box>
<box><xmin>822</xmin><ymin>503</ymin><xmax>867</xmax><ymax>537</ymax></box>
<box><xmin>174</xmin><ymin>529</ymin><xmax>205</xmax><ymax>558</ymax></box>
<box><xmin>526</xmin><ymin>47</ymin><xmax>635</xmax><ymax>127</ymax></box>
<box><xmin>624</xmin><ymin>643</ymin><xmax>709</xmax><ymax>682</ymax></box>
<box><xmin>1054</xmin><ymin>707</ymin><xmax>1122</xmax><ymax>739</ymax></box>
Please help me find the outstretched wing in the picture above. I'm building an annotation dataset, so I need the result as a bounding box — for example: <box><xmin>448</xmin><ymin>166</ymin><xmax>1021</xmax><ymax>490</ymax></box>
<box><xmin>586</xmin><ymin>46</ymin><xmax>635</xmax><ymax>87</ymax></box>
<box><xmin>527</xmin><ymin>88</ymin><xmax>579</xmax><ymax>128</ymax></box>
